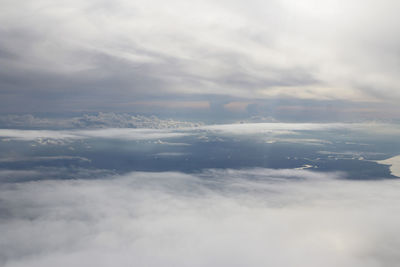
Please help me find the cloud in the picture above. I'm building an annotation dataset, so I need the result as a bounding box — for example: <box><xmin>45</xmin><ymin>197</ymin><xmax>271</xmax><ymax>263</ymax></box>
<box><xmin>1</xmin><ymin>168</ymin><xmax>400</xmax><ymax>266</ymax></box>
<box><xmin>201</xmin><ymin>122</ymin><xmax>349</xmax><ymax>135</ymax></box>
<box><xmin>1</xmin><ymin>0</ymin><xmax>400</xmax><ymax>115</ymax></box>
<box><xmin>0</xmin><ymin>128</ymin><xmax>189</xmax><ymax>142</ymax></box>
<box><xmin>1</xmin><ymin>121</ymin><xmax>399</xmax><ymax>148</ymax></box>
<box><xmin>0</xmin><ymin>113</ymin><xmax>203</xmax><ymax>129</ymax></box>
<box><xmin>200</xmin><ymin>122</ymin><xmax>400</xmax><ymax>138</ymax></box>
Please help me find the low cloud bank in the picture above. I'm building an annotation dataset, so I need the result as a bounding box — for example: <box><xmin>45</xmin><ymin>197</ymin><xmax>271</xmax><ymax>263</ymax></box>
<box><xmin>0</xmin><ymin>128</ymin><xmax>188</xmax><ymax>142</ymax></box>
<box><xmin>201</xmin><ymin>122</ymin><xmax>400</xmax><ymax>136</ymax></box>
<box><xmin>1</xmin><ymin>169</ymin><xmax>400</xmax><ymax>267</ymax></box>
<box><xmin>2</xmin><ymin>122</ymin><xmax>400</xmax><ymax>143</ymax></box>
<box><xmin>0</xmin><ymin>113</ymin><xmax>203</xmax><ymax>130</ymax></box>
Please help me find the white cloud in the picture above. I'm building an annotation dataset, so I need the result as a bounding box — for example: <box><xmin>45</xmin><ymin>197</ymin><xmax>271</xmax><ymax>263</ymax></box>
<box><xmin>201</xmin><ymin>122</ymin><xmax>347</xmax><ymax>135</ymax></box>
<box><xmin>1</xmin><ymin>122</ymin><xmax>399</xmax><ymax>147</ymax></box>
<box><xmin>0</xmin><ymin>128</ymin><xmax>189</xmax><ymax>142</ymax></box>
<box><xmin>0</xmin><ymin>113</ymin><xmax>203</xmax><ymax>129</ymax></box>
<box><xmin>0</xmin><ymin>130</ymin><xmax>79</xmax><ymax>141</ymax></box>
<box><xmin>1</xmin><ymin>169</ymin><xmax>400</xmax><ymax>266</ymax></box>
<box><xmin>200</xmin><ymin>122</ymin><xmax>400</xmax><ymax>137</ymax></box>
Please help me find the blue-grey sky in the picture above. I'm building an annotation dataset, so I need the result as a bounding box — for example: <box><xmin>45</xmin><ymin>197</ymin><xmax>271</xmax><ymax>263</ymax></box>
<box><xmin>1</xmin><ymin>0</ymin><xmax>399</xmax><ymax>120</ymax></box>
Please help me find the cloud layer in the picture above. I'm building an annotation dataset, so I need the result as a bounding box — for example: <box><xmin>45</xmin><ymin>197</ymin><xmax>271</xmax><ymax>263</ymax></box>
<box><xmin>1</xmin><ymin>0</ymin><xmax>400</xmax><ymax>116</ymax></box>
<box><xmin>1</xmin><ymin>168</ymin><xmax>400</xmax><ymax>266</ymax></box>
<box><xmin>0</xmin><ymin>113</ymin><xmax>203</xmax><ymax>129</ymax></box>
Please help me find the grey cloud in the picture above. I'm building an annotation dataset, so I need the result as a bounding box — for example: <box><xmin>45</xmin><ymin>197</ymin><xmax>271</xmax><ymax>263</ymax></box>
<box><xmin>1</xmin><ymin>169</ymin><xmax>400</xmax><ymax>266</ymax></box>
<box><xmin>1</xmin><ymin>0</ymin><xmax>400</xmax><ymax>116</ymax></box>
<box><xmin>0</xmin><ymin>47</ymin><xmax>16</xmax><ymax>60</ymax></box>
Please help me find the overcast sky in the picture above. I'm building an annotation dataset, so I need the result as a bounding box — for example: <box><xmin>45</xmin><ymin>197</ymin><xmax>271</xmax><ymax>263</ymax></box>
<box><xmin>1</xmin><ymin>0</ymin><xmax>399</xmax><ymax>120</ymax></box>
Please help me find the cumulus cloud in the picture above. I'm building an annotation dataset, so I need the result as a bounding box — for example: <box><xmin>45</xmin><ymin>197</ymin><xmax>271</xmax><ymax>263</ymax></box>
<box><xmin>1</xmin><ymin>168</ymin><xmax>400</xmax><ymax>266</ymax></box>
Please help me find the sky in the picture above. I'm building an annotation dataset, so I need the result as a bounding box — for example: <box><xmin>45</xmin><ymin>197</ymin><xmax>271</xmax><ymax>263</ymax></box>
<box><xmin>1</xmin><ymin>0</ymin><xmax>400</xmax><ymax>121</ymax></box>
<box><xmin>1</xmin><ymin>2</ymin><xmax>400</xmax><ymax>266</ymax></box>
